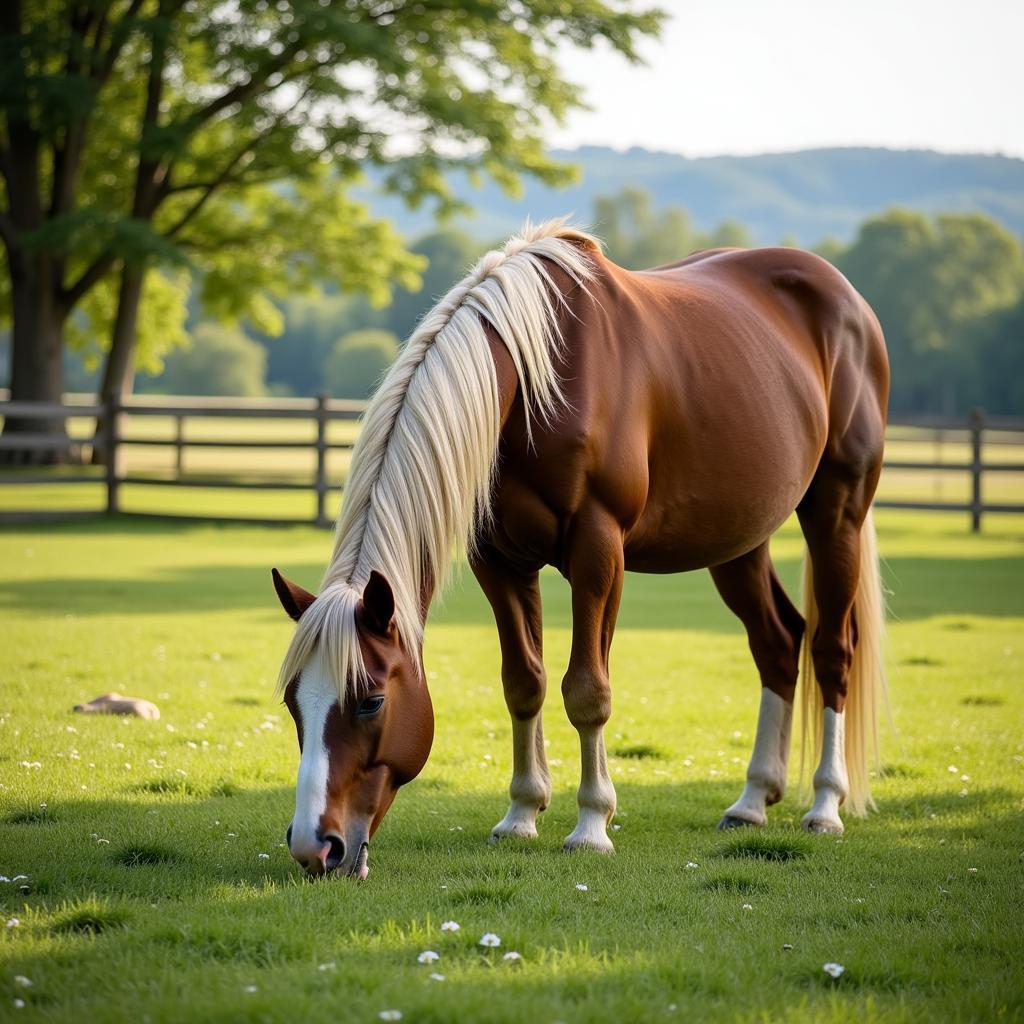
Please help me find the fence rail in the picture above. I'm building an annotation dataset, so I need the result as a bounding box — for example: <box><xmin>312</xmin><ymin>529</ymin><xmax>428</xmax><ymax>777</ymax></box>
<box><xmin>1</xmin><ymin>396</ymin><xmax>1023</xmax><ymax>531</ymax></box>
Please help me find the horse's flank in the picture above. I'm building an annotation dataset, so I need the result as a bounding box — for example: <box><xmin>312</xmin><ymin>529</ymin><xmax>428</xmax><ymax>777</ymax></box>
<box><xmin>276</xmin><ymin>218</ymin><xmax>598</xmax><ymax>701</ymax></box>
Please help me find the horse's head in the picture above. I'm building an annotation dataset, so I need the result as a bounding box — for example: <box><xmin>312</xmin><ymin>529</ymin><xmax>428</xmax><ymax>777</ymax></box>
<box><xmin>272</xmin><ymin>568</ymin><xmax>433</xmax><ymax>879</ymax></box>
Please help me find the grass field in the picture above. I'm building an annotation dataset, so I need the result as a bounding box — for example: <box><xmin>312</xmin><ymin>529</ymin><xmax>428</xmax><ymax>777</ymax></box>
<box><xmin>1</xmin><ymin>510</ymin><xmax>1022</xmax><ymax>1022</ymax></box>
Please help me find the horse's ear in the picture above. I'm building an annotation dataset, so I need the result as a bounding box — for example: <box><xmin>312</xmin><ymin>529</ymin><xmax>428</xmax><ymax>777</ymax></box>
<box><xmin>361</xmin><ymin>570</ymin><xmax>395</xmax><ymax>636</ymax></box>
<box><xmin>271</xmin><ymin>568</ymin><xmax>316</xmax><ymax>621</ymax></box>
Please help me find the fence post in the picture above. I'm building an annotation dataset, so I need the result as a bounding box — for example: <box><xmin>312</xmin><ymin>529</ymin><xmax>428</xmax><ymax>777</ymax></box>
<box><xmin>175</xmin><ymin>413</ymin><xmax>185</xmax><ymax>477</ymax></box>
<box><xmin>104</xmin><ymin>391</ymin><xmax>120</xmax><ymax>515</ymax></box>
<box><xmin>969</xmin><ymin>407</ymin><xmax>984</xmax><ymax>533</ymax></box>
<box><xmin>315</xmin><ymin>393</ymin><xmax>329</xmax><ymax>528</ymax></box>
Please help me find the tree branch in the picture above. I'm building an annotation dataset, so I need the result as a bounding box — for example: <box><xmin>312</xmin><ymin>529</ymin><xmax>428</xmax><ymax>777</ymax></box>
<box><xmin>0</xmin><ymin>210</ymin><xmax>18</xmax><ymax>252</ymax></box>
<box><xmin>61</xmin><ymin>249</ymin><xmax>121</xmax><ymax>311</ymax></box>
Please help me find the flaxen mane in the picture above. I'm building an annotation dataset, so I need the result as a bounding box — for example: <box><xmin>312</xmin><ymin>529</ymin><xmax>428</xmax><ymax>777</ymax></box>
<box><xmin>277</xmin><ymin>218</ymin><xmax>597</xmax><ymax>700</ymax></box>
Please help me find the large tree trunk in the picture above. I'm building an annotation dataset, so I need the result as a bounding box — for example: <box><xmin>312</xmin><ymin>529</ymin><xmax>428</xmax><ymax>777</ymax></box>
<box><xmin>91</xmin><ymin>265</ymin><xmax>145</xmax><ymax>465</ymax></box>
<box><xmin>0</xmin><ymin>254</ymin><xmax>74</xmax><ymax>466</ymax></box>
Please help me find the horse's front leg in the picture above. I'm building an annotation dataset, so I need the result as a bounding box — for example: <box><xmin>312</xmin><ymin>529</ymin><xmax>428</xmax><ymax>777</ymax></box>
<box><xmin>561</xmin><ymin>506</ymin><xmax>623</xmax><ymax>853</ymax></box>
<box><xmin>471</xmin><ymin>551</ymin><xmax>551</xmax><ymax>840</ymax></box>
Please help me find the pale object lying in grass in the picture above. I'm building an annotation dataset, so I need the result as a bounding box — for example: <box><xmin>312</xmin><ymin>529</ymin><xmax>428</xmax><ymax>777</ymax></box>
<box><xmin>73</xmin><ymin>693</ymin><xmax>160</xmax><ymax>720</ymax></box>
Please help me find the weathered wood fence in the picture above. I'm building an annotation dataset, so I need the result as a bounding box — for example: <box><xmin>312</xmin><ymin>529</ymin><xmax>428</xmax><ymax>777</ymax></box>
<box><xmin>1</xmin><ymin>397</ymin><xmax>1023</xmax><ymax>531</ymax></box>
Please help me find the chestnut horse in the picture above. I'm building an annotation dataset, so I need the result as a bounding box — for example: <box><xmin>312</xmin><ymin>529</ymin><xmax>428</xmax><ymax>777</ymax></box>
<box><xmin>273</xmin><ymin>219</ymin><xmax>888</xmax><ymax>878</ymax></box>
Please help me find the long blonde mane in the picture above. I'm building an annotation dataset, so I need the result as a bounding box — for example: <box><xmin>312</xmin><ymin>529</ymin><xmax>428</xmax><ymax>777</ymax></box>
<box><xmin>277</xmin><ymin>218</ymin><xmax>597</xmax><ymax>700</ymax></box>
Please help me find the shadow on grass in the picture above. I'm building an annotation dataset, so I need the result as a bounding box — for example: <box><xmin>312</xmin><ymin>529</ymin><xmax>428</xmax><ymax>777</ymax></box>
<box><xmin>2</xmin><ymin>552</ymin><xmax>1023</xmax><ymax>626</ymax></box>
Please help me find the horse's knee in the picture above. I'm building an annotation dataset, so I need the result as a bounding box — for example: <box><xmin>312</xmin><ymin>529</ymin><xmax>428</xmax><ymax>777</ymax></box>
<box><xmin>561</xmin><ymin>669</ymin><xmax>611</xmax><ymax>729</ymax></box>
<box><xmin>502</xmin><ymin>657</ymin><xmax>546</xmax><ymax>720</ymax></box>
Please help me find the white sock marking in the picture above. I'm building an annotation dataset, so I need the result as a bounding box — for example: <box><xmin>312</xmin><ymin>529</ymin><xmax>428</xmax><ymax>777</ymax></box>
<box><xmin>803</xmin><ymin>707</ymin><xmax>849</xmax><ymax>833</ymax></box>
<box><xmin>723</xmin><ymin>688</ymin><xmax>793</xmax><ymax>827</ymax></box>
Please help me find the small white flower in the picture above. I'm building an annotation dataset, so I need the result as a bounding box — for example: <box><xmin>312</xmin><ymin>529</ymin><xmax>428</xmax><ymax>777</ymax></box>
<box><xmin>479</xmin><ymin>933</ymin><xmax>501</xmax><ymax>948</ymax></box>
<box><xmin>379</xmin><ymin>1011</ymin><xmax>402</xmax><ymax>1021</ymax></box>
<box><xmin>429</xmin><ymin>973</ymin><xmax>445</xmax><ymax>982</ymax></box>
<box><xmin>13</xmin><ymin>977</ymin><xmax>32</xmax><ymax>988</ymax></box>
<box><xmin>6</xmin><ymin>918</ymin><xmax>20</xmax><ymax>928</ymax></box>
<box><xmin>243</xmin><ymin>985</ymin><xmax>257</xmax><ymax>993</ymax></box>
<box><xmin>503</xmin><ymin>951</ymin><xmax>522</xmax><ymax>961</ymax></box>
<box><xmin>13</xmin><ymin>999</ymin><xmax>25</xmax><ymax>1010</ymax></box>
<box><xmin>947</xmin><ymin>765</ymin><xmax>958</xmax><ymax>773</ymax></box>
<box><xmin>448</xmin><ymin>826</ymin><xmax>464</xmax><ymax>832</ymax></box>
<box><xmin>257</xmin><ymin>853</ymin><xmax>270</xmax><ymax>860</ymax></box>
<box><xmin>317</xmin><ymin>962</ymin><xmax>336</xmax><ymax>972</ymax></box>
<box><xmin>417</xmin><ymin>950</ymin><xmax>440</xmax><ymax>964</ymax></box>
<box><xmin>782</xmin><ymin>943</ymin><xmax>794</xmax><ymax>951</ymax></box>
<box><xmin>575</xmin><ymin>883</ymin><xmax>588</xmax><ymax>891</ymax></box>
<box><xmin>968</xmin><ymin>867</ymin><xmax>978</xmax><ymax>874</ymax></box>
<box><xmin>741</xmin><ymin>903</ymin><xmax>753</xmax><ymax>911</ymax></box>
<box><xmin>440</xmin><ymin>920</ymin><xmax>460</xmax><ymax>932</ymax></box>
<box><xmin>823</xmin><ymin>962</ymin><xmax>845</xmax><ymax>979</ymax></box>
<box><xmin>685</xmin><ymin>862</ymin><xmax>699</xmax><ymax>869</ymax></box>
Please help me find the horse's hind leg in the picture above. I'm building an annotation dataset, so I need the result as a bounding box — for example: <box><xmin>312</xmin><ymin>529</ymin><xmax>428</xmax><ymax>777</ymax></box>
<box><xmin>710</xmin><ymin>542</ymin><xmax>804</xmax><ymax>829</ymax></box>
<box><xmin>471</xmin><ymin>549</ymin><xmax>551</xmax><ymax>841</ymax></box>
<box><xmin>797</xmin><ymin>458</ymin><xmax>880</xmax><ymax>834</ymax></box>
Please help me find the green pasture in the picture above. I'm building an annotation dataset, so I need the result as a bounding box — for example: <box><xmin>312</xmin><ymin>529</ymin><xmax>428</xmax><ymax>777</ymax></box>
<box><xmin>1</xmin><ymin>511</ymin><xmax>1022</xmax><ymax>1022</ymax></box>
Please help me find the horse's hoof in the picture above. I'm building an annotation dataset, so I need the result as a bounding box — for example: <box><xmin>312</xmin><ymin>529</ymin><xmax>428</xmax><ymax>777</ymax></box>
<box><xmin>489</xmin><ymin>825</ymin><xmax>539</xmax><ymax>843</ymax></box>
<box><xmin>717</xmin><ymin>814</ymin><xmax>763</xmax><ymax>831</ymax></box>
<box><xmin>801</xmin><ymin>816</ymin><xmax>844</xmax><ymax>835</ymax></box>
<box><xmin>563</xmin><ymin>831</ymin><xmax>615</xmax><ymax>854</ymax></box>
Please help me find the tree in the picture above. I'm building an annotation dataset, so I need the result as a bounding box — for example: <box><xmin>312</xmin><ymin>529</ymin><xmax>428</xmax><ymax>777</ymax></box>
<box><xmin>385</xmin><ymin>229</ymin><xmax>485</xmax><ymax>342</ymax></box>
<box><xmin>0</xmin><ymin>0</ymin><xmax>663</xmax><ymax>462</ymax></box>
<box><xmin>831</xmin><ymin>210</ymin><xmax>1024</xmax><ymax>415</ymax></box>
<box><xmin>324</xmin><ymin>329</ymin><xmax>399</xmax><ymax>400</ymax></box>
<box><xmin>151</xmin><ymin>322</ymin><xmax>266</xmax><ymax>397</ymax></box>
<box><xmin>593</xmin><ymin>186</ymin><xmax>752</xmax><ymax>270</ymax></box>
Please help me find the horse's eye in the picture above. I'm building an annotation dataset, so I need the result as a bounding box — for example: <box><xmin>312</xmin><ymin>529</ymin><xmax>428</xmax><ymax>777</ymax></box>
<box><xmin>357</xmin><ymin>695</ymin><xmax>385</xmax><ymax>718</ymax></box>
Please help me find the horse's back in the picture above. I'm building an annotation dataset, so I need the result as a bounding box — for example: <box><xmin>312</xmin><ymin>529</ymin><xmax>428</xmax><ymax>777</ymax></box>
<box><xmin>490</xmin><ymin>244</ymin><xmax>888</xmax><ymax>573</ymax></box>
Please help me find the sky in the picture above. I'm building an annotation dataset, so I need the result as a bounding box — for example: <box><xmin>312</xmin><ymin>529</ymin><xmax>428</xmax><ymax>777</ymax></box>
<box><xmin>555</xmin><ymin>0</ymin><xmax>1024</xmax><ymax>158</ymax></box>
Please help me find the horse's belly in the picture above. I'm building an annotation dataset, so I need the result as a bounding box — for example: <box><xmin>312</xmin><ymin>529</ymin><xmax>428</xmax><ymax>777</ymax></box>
<box><xmin>623</xmin><ymin>423</ymin><xmax>821</xmax><ymax>572</ymax></box>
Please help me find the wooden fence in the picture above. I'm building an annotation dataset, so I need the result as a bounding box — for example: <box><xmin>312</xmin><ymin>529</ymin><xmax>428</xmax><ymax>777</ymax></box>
<box><xmin>1</xmin><ymin>396</ymin><xmax>1023</xmax><ymax>531</ymax></box>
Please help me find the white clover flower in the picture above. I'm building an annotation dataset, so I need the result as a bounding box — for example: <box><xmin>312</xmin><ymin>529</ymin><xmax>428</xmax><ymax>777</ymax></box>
<box><xmin>13</xmin><ymin>977</ymin><xmax>32</xmax><ymax>989</ymax></box>
<box><xmin>379</xmin><ymin>1011</ymin><xmax>402</xmax><ymax>1021</ymax></box>
<box><xmin>503</xmin><ymin>951</ymin><xmax>522</xmax><ymax>961</ymax></box>
<box><xmin>575</xmin><ymin>882</ymin><xmax>589</xmax><ymax>891</ymax></box>
<box><xmin>6</xmin><ymin>918</ymin><xmax>20</xmax><ymax>928</ymax></box>
<box><xmin>968</xmin><ymin>867</ymin><xmax>978</xmax><ymax>874</ymax></box>
<box><xmin>417</xmin><ymin>950</ymin><xmax>440</xmax><ymax>964</ymax></box>
<box><xmin>318</xmin><ymin>962</ymin><xmax>336</xmax><ymax>972</ymax></box>
<box><xmin>243</xmin><ymin>985</ymin><xmax>257</xmax><ymax>993</ymax></box>
<box><xmin>823</xmin><ymin>962</ymin><xmax>845</xmax><ymax>979</ymax></box>
<box><xmin>479</xmin><ymin>933</ymin><xmax>501</xmax><ymax>948</ymax></box>
<box><xmin>257</xmin><ymin>853</ymin><xmax>270</xmax><ymax>860</ymax></box>
<box><xmin>13</xmin><ymin>999</ymin><xmax>25</xmax><ymax>1010</ymax></box>
<box><xmin>741</xmin><ymin>903</ymin><xmax>753</xmax><ymax>911</ymax></box>
<box><xmin>685</xmin><ymin>862</ymin><xmax>699</xmax><ymax>869</ymax></box>
<box><xmin>429</xmin><ymin>973</ymin><xmax>445</xmax><ymax>982</ymax></box>
<box><xmin>440</xmin><ymin>920</ymin><xmax>460</xmax><ymax>932</ymax></box>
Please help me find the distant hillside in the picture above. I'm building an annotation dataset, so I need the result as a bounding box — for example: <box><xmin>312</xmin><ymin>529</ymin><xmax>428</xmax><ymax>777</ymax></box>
<box><xmin>368</xmin><ymin>146</ymin><xmax>1024</xmax><ymax>246</ymax></box>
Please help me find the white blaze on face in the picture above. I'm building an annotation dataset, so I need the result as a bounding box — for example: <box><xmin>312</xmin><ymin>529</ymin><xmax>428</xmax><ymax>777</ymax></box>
<box><xmin>291</xmin><ymin>651</ymin><xmax>337</xmax><ymax>851</ymax></box>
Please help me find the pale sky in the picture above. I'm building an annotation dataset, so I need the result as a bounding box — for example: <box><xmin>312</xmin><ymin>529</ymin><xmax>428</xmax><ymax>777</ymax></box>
<box><xmin>555</xmin><ymin>0</ymin><xmax>1024</xmax><ymax>158</ymax></box>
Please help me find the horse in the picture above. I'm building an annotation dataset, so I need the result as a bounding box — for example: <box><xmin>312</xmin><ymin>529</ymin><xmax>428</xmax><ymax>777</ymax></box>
<box><xmin>272</xmin><ymin>218</ymin><xmax>889</xmax><ymax>878</ymax></box>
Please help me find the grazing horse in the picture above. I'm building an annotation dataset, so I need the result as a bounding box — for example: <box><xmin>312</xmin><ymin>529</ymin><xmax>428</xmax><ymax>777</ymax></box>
<box><xmin>273</xmin><ymin>219</ymin><xmax>889</xmax><ymax>878</ymax></box>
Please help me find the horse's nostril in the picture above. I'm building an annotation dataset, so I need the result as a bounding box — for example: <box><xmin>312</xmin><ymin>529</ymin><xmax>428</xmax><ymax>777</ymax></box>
<box><xmin>322</xmin><ymin>832</ymin><xmax>345</xmax><ymax>871</ymax></box>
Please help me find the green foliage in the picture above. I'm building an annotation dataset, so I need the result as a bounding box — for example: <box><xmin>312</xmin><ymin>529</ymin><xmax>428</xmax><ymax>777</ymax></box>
<box><xmin>1</xmin><ymin>0</ymin><xmax>663</xmax><ymax>392</ymax></box>
<box><xmin>830</xmin><ymin>210</ymin><xmax>1024</xmax><ymax>414</ymax></box>
<box><xmin>594</xmin><ymin>186</ymin><xmax>753</xmax><ymax>269</ymax></box>
<box><xmin>324</xmin><ymin>328</ymin><xmax>400</xmax><ymax>400</ymax></box>
<box><xmin>151</xmin><ymin>322</ymin><xmax>266</xmax><ymax>396</ymax></box>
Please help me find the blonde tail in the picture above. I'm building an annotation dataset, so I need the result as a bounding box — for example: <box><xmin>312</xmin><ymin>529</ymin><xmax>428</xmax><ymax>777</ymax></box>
<box><xmin>799</xmin><ymin>508</ymin><xmax>887</xmax><ymax>816</ymax></box>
